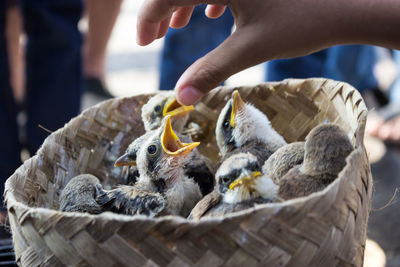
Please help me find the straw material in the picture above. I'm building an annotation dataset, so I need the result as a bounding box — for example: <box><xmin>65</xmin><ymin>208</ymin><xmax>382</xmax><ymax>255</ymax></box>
<box><xmin>5</xmin><ymin>78</ymin><xmax>372</xmax><ymax>267</ymax></box>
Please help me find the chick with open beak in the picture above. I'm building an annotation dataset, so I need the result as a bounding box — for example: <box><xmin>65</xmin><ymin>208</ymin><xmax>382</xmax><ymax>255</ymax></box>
<box><xmin>115</xmin><ymin>116</ymin><xmax>215</xmax><ymax>197</ymax></box>
<box><xmin>99</xmin><ymin>116</ymin><xmax>203</xmax><ymax>217</ymax></box>
<box><xmin>141</xmin><ymin>92</ymin><xmax>194</xmax><ymax>132</ymax></box>
<box><xmin>216</xmin><ymin>90</ymin><xmax>286</xmax><ymax>165</ymax></box>
<box><xmin>189</xmin><ymin>153</ymin><xmax>278</xmax><ymax>219</ymax></box>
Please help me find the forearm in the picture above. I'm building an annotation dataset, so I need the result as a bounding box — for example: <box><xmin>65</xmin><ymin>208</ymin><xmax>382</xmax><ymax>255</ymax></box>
<box><xmin>321</xmin><ymin>0</ymin><xmax>400</xmax><ymax>49</ymax></box>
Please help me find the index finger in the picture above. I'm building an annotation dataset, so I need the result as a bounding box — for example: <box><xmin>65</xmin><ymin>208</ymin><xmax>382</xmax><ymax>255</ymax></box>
<box><xmin>137</xmin><ymin>0</ymin><xmax>231</xmax><ymax>45</ymax></box>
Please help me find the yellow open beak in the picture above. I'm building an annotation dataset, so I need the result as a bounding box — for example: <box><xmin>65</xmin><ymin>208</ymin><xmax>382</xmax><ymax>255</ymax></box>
<box><xmin>114</xmin><ymin>154</ymin><xmax>136</xmax><ymax>167</ymax></box>
<box><xmin>163</xmin><ymin>98</ymin><xmax>194</xmax><ymax>117</ymax></box>
<box><xmin>229</xmin><ymin>171</ymin><xmax>262</xmax><ymax>190</ymax></box>
<box><xmin>230</xmin><ymin>90</ymin><xmax>245</xmax><ymax>128</ymax></box>
<box><xmin>161</xmin><ymin>116</ymin><xmax>200</xmax><ymax>156</ymax></box>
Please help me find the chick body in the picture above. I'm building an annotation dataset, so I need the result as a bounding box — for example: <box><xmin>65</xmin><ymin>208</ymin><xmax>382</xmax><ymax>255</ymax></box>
<box><xmin>264</xmin><ymin>141</ymin><xmax>305</xmax><ymax>184</ymax></box>
<box><xmin>111</xmin><ymin>117</ymin><xmax>203</xmax><ymax>217</ymax></box>
<box><xmin>118</xmin><ymin>93</ymin><xmax>214</xmax><ymax>196</ymax></box>
<box><xmin>216</xmin><ymin>91</ymin><xmax>286</xmax><ymax>166</ymax></box>
<box><xmin>278</xmin><ymin>124</ymin><xmax>354</xmax><ymax>200</ymax></box>
<box><xmin>190</xmin><ymin>153</ymin><xmax>278</xmax><ymax>219</ymax></box>
<box><xmin>116</xmin><ymin>130</ymin><xmax>214</xmax><ymax>197</ymax></box>
<box><xmin>60</xmin><ymin>174</ymin><xmax>103</xmax><ymax>214</ymax></box>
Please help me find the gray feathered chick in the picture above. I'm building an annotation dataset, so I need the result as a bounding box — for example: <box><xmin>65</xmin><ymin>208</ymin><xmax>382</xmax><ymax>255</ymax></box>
<box><xmin>189</xmin><ymin>153</ymin><xmax>278</xmax><ymax>219</ymax></box>
<box><xmin>263</xmin><ymin>141</ymin><xmax>305</xmax><ymax>184</ymax></box>
<box><xmin>60</xmin><ymin>174</ymin><xmax>103</xmax><ymax>214</ymax></box>
<box><xmin>278</xmin><ymin>124</ymin><xmax>354</xmax><ymax>200</ymax></box>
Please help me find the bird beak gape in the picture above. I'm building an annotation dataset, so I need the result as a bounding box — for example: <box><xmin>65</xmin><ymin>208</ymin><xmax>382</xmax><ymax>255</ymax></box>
<box><xmin>163</xmin><ymin>98</ymin><xmax>194</xmax><ymax>117</ymax></box>
<box><xmin>161</xmin><ymin>116</ymin><xmax>200</xmax><ymax>156</ymax></box>
<box><xmin>229</xmin><ymin>171</ymin><xmax>262</xmax><ymax>191</ymax></box>
<box><xmin>114</xmin><ymin>154</ymin><xmax>136</xmax><ymax>167</ymax></box>
<box><xmin>230</xmin><ymin>90</ymin><xmax>245</xmax><ymax>128</ymax></box>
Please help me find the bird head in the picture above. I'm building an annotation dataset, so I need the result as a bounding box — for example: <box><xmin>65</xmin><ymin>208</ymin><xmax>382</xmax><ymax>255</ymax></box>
<box><xmin>216</xmin><ymin>153</ymin><xmax>278</xmax><ymax>204</ymax></box>
<box><xmin>302</xmin><ymin>124</ymin><xmax>354</xmax><ymax>176</ymax></box>
<box><xmin>141</xmin><ymin>93</ymin><xmax>194</xmax><ymax>132</ymax></box>
<box><xmin>216</xmin><ymin>90</ymin><xmax>286</xmax><ymax>155</ymax></box>
<box><xmin>114</xmin><ymin>131</ymin><xmax>154</xmax><ymax>167</ymax></box>
<box><xmin>136</xmin><ymin>115</ymin><xmax>200</xmax><ymax>186</ymax></box>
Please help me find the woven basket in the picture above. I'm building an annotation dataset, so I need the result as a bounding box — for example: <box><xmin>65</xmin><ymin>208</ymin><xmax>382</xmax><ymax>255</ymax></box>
<box><xmin>5</xmin><ymin>78</ymin><xmax>372</xmax><ymax>267</ymax></box>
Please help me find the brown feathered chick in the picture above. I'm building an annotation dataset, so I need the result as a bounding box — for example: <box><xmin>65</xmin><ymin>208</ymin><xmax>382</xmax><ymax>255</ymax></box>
<box><xmin>278</xmin><ymin>124</ymin><xmax>353</xmax><ymax>200</ymax></box>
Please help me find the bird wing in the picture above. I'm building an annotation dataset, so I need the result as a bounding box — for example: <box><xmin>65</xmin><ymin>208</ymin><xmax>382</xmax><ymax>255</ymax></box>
<box><xmin>95</xmin><ymin>184</ymin><xmax>166</xmax><ymax>217</ymax></box>
<box><xmin>188</xmin><ymin>190</ymin><xmax>222</xmax><ymax>220</ymax></box>
<box><xmin>278</xmin><ymin>167</ymin><xmax>330</xmax><ymax>200</ymax></box>
<box><xmin>264</xmin><ymin>142</ymin><xmax>305</xmax><ymax>184</ymax></box>
<box><xmin>184</xmin><ymin>152</ymin><xmax>215</xmax><ymax>196</ymax></box>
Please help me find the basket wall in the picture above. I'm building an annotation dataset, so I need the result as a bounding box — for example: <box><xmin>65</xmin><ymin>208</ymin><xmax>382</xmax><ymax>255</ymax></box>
<box><xmin>5</xmin><ymin>78</ymin><xmax>372</xmax><ymax>267</ymax></box>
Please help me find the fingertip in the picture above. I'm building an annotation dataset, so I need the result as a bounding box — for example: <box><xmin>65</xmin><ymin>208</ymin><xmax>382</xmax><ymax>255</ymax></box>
<box><xmin>176</xmin><ymin>86</ymin><xmax>203</xmax><ymax>106</ymax></box>
<box><xmin>205</xmin><ymin>5</ymin><xmax>227</xmax><ymax>19</ymax></box>
<box><xmin>170</xmin><ymin>6</ymin><xmax>195</xmax><ymax>29</ymax></box>
<box><xmin>136</xmin><ymin>20</ymin><xmax>160</xmax><ymax>46</ymax></box>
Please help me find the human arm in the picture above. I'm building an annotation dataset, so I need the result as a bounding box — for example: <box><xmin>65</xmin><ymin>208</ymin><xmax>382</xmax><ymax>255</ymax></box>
<box><xmin>137</xmin><ymin>0</ymin><xmax>400</xmax><ymax>105</ymax></box>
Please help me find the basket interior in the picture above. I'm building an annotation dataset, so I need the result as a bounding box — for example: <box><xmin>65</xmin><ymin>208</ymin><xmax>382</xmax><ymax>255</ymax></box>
<box><xmin>7</xmin><ymin>78</ymin><xmax>367</xmax><ymax>211</ymax></box>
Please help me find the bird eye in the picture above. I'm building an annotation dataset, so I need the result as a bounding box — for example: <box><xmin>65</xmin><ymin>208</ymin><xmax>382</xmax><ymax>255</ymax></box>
<box><xmin>154</xmin><ymin>105</ymin><xmax>162</xmax><ymax>113</ymax></box>
<box><xmin>147</xmin><ymin>144</ymin><xmax>158</xmax><ymax>155</ymax></box>
<box><xmin>222</xmin><ymin>176</ymin><xmax>230</xmax><ymax>184</ymax></box>
<box><xmin>223</xmin><ymin>120</ymin><xmax>230</xmax><ymax>128</ymax></box>
<box><xmin>249</xmin><ymin>162</ymin><xmax>260</xmax><ymax>171</ymax></box>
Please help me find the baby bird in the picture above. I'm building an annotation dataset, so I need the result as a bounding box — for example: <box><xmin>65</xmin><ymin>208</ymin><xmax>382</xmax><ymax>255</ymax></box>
<box><xmin>117</xmin><ymin>92</ymin><xmax>214</xmax><ymax>195</ymax></box>
<box><xmin>189</xmin><ymin>153</ymin><xmax>278</xmax><ymax>219</ymax></box>
<box><xmin>115</xmin><ymin>131</ymin><xmax>153</xmax><ymax>185</ymax></box>
<box><xmin>216</xmin><ymin>90</ymin><xmax>286</xmax><ymax>165</ymax></box>
<box><xmin>141</xmin><ymin>92</ymin><xmax>194</xmax><ymax>132</ymax></box>
<box><xmin>115</xmin><ymin>127</ymin><xmax>215</xmax><ymax>197</ymax></box>
<box><xmin>102</xmin><ymin>116</ymin><xmax>203</xmax><ymax>217</ymax></box>
<box><xmin>60</xmin><ymin>174</ymin><xmax>103</xmax><ymax>214</ymax></box>
<box><xmin>263</xmin><ymin>142</ymin><xmax>305</xmax><ymax>184</ymax></box>
<box><xmin>278</xmin><ymin>124</ymin><xmax>354</xmax><ymax>200</ymax></box>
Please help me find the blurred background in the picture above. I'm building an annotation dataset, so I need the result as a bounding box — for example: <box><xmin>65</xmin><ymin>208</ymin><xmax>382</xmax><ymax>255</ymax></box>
<box><xmin>1</xmin><ymin>0</ymin><xmax>400</xmax><ymax>266</ymax></box>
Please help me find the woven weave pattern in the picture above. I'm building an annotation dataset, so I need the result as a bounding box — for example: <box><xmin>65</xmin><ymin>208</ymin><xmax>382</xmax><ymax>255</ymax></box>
<box><xmin>5</xmin><ymin>78</ymin><xmax>372</xmax><ymax>267</ymax></box>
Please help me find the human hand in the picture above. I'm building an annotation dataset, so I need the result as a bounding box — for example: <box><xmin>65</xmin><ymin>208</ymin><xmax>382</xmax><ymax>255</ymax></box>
<box><xmin>137</xmin><ymin>0</ymin><xmax>400</xmax><ymax>105</ymax></box>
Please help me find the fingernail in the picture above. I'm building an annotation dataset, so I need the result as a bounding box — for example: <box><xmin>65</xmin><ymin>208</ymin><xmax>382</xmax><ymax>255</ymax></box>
<box><xmin>178</xmin><ymin>86</ymin><xmax>202</xmax><ymax>105</ymax></box>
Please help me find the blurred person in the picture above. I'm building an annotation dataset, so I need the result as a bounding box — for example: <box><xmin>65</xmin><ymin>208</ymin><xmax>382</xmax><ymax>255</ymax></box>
<box><xmin>266</xmin><ymin>45</ymin><xmax>378</xmax><ymax>94</ymax></box>
<box><xmin>367</xmin><ymin>50</ymin><xmax>400</xmax><ymax>142</ymax></box>
<box><xmin>159</xmin><ymin>4</ymin><xmax>233</xmax><ymax>90</ymax></box>
<box><xmin>83</xmin><ymin>0</ymin><xmax>122</xmax><ymax>98</ymax></box>
<box><xmin>0</xmin><ymin>0</ymin><xmax>83</xmax><ymax>220</ymax></box>
<box><xmin>5</xmin><ymin>1</ymin><xmax>24</xmax><ymax>104</ymax></box>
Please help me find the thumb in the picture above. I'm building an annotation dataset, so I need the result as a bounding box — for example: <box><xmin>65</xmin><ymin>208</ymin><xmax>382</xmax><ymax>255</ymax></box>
<box><xmin>175</xmin><ymin>27</ymin><xmax>265</xmax><ymax>105</ymax></box>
